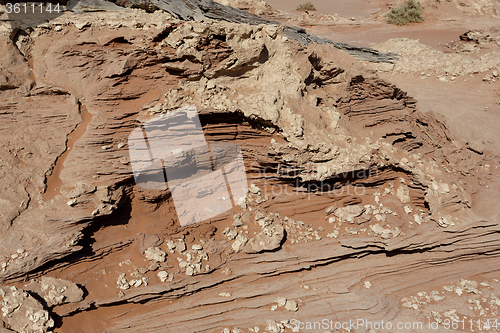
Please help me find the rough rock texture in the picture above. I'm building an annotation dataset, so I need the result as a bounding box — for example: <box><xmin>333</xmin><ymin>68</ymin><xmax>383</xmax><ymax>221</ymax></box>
<box><xmin>24</xmin><ymin>277</ymin><xmax>84</xmax><ymax>307</ymax></box>
<box><xmin>0</xmin><ymin>287</ymin><xmax>54</xmax><ymax>333</ymax></box>
<box><xmin>373</xmin><ymin>37</ymin><xmax>500</xmax><ymax>76</ymax></box>
<box><xmin>0</xmin><ymin>2</ymin><xmax>499</xmax><ymax>332</ymax></box>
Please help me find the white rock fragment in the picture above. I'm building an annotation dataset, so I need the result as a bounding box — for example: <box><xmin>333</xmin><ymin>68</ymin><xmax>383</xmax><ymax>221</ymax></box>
<box><xmin>117</xmin><ymin>273</ymin><xmax>130</xmax><ymax>290</ymax></box>
<box><xmin>142</xmin><ymin>277</ymin><xmax>149</xmax><ymax>286</ymax></box>
<box><xmin>192</xmin><ymin>244</ymin><xmax>203</xmax><ymax>250</ymax></box>
<box><xmin>166</xmin><ymin>240</ymin><xmax>176</xmax><ymax>253</ymax></box>
<box><xmin>438</xmin><ymin>216</ymin><xmax>454</xmax><ymax>228</ymax></box>
<box><xmin>223</xmin><ymin>227</ymin><xmax>238</xmax><ymax>240</ymax></box>
<box><xmin>219</xmin><ymin>292</ymin><xmax>231</xmax><ymax>297</ymax></box>
<box><xmin>431</xmin><ymin>311</ymin><xmax>443</xmax><ymax>323</ymax></box>
<box><xmin>39</xmin><ymin>277</ymin><xmax>84</xmax><ymax>306</ymax></box>
<box><xmin>144</xmin><ymin>247</ymin><xmax>167</xmax><ymax>262</ymax></box>
<box><xmin>266</xmin><ymin>319</ymin><xmax>285</xmax><ymax>333</ymax></box>
<box><xmin>396</xmin><ymin>184</ymin><xmax>411</xmax><ymax>204</ymax></box>
<box><xmin>285</xmin><ymin>299</ymin><xmax>298</xmax><ymax>312</ymax></box>
<box><xmin>0</xmin><ymin>287</ymin><xmax>54</xmax><ymax>333</ymax></box>
<box><xmin>249</xmin><ymin>184</ymin><xmax>261</xmax><ymax>194</ymax></box>
<box><xmin>158</xmin><ymin>271</ymin><xmax>168</xmax><ymax>282</ymax></box>
<box><xmin>67</xmin><ymin>198</ymin><xmax>77</xmax><ymax>206</ymax></box>
<box><xmin>333</xmin><ymin>205</ymin><xmax>364</xmax><ymax>223</ymax></box>
<box><xmin>370</xmin><ymin>224</ymin><xmax>395</xmax><ymax>239</ymax></box>
<box><xmin>232</xmin><ymin>234</ymin><xmax>248</xmax><ymax>253</ymax></box>
<box><xmin>276</xmin><ymin>297</ymin><xmax>287</xmax><ymax>307</ymax></box>
<box><xmin>237</xmin><ymin>196</ymin><xmax>247</xmax><ymax>210</ymax></box>
<box><xmin>364</xmin><ymin>281</ymin><xmax>372</xmax><ymax>289</ymax></box>
<box><xmin>186</xmin><ymin>265</ymin><xmax>195</xmax><ymax>276</ymax></box>
<box><xmin>176</xmin><ymin>239</ymin><xmax>187</xmax><ymax>253</ymax></box>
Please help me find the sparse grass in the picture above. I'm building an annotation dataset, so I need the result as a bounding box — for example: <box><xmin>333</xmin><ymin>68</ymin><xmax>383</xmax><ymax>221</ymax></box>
<box><xmin>386</xmin><ymin>0</ymin><xmax>424</xmax><ymax>25</ymax></box>
<box><xmin>296</xmin><ymin>1</ymin><xmax>316</xmax><ymax>11</ymax></box>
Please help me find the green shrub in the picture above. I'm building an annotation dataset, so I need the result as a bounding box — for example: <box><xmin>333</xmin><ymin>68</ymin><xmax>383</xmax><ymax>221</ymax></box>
<box><xmin>386</xmin><ymin>0</ymin><xmax>424</xmax><ymax>25</ymax></box>
<box><xmin>296</xmin><ymin>1</ymin><xmax>316</xmax><ymax>11</ymax></box>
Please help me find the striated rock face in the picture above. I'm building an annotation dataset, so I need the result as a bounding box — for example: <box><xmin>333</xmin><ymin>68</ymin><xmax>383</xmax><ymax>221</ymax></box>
<box><xmin>0</xmin><ymin>3</ymin><xmax>499</xmax><ymax>333</ymax></box>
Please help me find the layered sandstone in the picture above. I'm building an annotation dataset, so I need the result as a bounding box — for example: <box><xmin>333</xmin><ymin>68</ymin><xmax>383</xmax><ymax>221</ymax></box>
<box><xmin>0</xmin><ymin>1</ymin><xmax>499</xmax><ymax>333</ymax></box>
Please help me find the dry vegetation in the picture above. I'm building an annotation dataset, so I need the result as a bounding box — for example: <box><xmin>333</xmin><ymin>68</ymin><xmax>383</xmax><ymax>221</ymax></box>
<box><xmin>386</xmin><ymin>0</ymin><xmax>424</xmax><ymax>25</ymax></box>
<box><xmin>296</xmin><ymin>1</ymin><xmax>316</xmax><ymax>11</ymax></box>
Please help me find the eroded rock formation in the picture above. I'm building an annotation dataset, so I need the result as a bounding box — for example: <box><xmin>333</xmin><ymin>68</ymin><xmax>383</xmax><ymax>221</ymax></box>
<box><xmin>0</xmin><ymin>2</ymin><xmax>499</xmax><ymax>333</ymax></box>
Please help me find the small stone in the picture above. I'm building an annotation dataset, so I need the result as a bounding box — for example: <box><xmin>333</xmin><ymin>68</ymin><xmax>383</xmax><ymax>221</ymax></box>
<box><xmin>232</xmin><ymin>214</ymin><xmax>243</xmax><ymax>227</ymax></box>
<box><xmin>74</xmin><ymin>21</ymin><xmax>90</xmax><ymax>30</ymax></box>
<box><xmin>142</xmin><ymin>277</ymin><xmax>149</xmax><ymax>286</ymax></box>
<box><xmin>158</xmin><ymin>271</ymin><xmax>168</xmax><ymax>282</ymax></box>
<box><xmin>237</xmin><ymin>196</ymin><xmax>246</xmax><ymax>210</ymax></box>
<box><xmin>166</xmin><ymin>240</ymin><xmax>176</xmax><ymax>252</ymax></box>
<box><xmin>403</xmin><ymin>206</ymin><xmax>413</xmax><ymax>214</ymax></box>
<box><xmin>396</xmin><ymin>184</ymin><xmax>410</xmax><ymax>203</ymax></box>
<box><xmin>117</xmin><ymin>273</ymin><xmax>130</xmax><ymax>290</ymax></box>
<box><xmin>176</xmin><ymin>239</ymin><xmax>187</xmax><ymax>253</ymax></box>
<box><xmin>192</xmin><ymin>244</ymin><xmax>203</xmax><ymax>250</ymax></box>
<box><xmin>117</xmin><ymin>142</ymin><xmax>126</xmax><ymax>149</ymax></box>
<box><xmin>101</xmin><ymin>144</ymin><xmax>112</xmax><ymax>150</ymax></box>
<box><xmin>285</xmin><ymin>300</ymin><xmax>298</xmax><ymax>312</ymax></box>
<box><xmin>249</xmin><ymin>184</ymin><xmax>261</xmax><ymax>194</ymax></box>
<box><xmin>232</xmin><ymin>234</ymin><xmax>248</xmax><ymax>253</ymax></box>
<box><xmin>219</xmin><ymin>292</ymin><xmax>231</xmax><ymax>297</ymax></box>
<box><xmin>271</xmin><ymin>305</ymin><xmax>278</xmax><ymax>311</ymax></box>
<box><xmin>276</xmin><ymin>297</ymin><xmax>287</xmax><ymax>307</ymax></box>
<box><xmin>67</xmin><ymin>198</ymin><xmax>77</xmax><ymax>206</ymax></box>
<box><xmin>16</xmin><ymin>248</ymin><xmax>24</xmax><ymax>254</ymax></box>
<box><xmin>186</xmin><ymin>265</ymin><xmax>194</xmax><ymax>276</ymax></box>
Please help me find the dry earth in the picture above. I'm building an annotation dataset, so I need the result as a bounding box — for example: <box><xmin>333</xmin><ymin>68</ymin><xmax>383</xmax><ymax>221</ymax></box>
<box><xmin>0</xmin><ymin>0</ymin><xmax>499</xmax><ymax>332</ymax></box>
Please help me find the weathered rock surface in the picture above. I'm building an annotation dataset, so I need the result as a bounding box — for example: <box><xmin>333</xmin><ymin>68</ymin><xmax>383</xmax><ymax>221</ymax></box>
<box><xmin>0</xmin><ymin>1</ymin><xmax>499</xmax><ymax>332</ymax></box>
<box><xmin>0</xmin><ymin>287</ymin><xmax>54</xmax><ymax>333</ymax></box>
<box><xmin>25</xmin><ymin>277</ymin><xmax>84</xmax><ymax>307</ymax></box>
